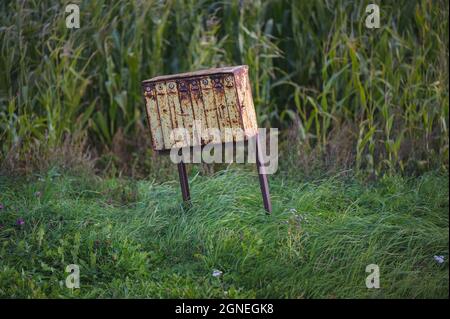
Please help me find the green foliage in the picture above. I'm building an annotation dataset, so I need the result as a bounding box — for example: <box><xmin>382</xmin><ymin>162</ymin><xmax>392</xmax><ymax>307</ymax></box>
<box><xmin>0</xmin><ymin>169</ymin><xmax>448</xmax><ymax>297</ymax></box>
<box><xmin>0</xmin><ymin>0</ymin><xmax>448</xmax><ymax>174</ymax></box>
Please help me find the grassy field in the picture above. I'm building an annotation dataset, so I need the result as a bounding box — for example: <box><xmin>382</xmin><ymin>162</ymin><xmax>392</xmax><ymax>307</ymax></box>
<box><xmin>0</xmin><ymin>168</ymin><xmax>448</xmax><ymax>298</ymax></box>
<box><xmin>0</xmin><ymin>0</ymin><xmax>448</xmax><ymax>300</ymax></box>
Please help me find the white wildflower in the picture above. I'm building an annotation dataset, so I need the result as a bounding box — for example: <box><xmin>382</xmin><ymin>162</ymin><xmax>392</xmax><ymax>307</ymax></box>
<box><xmin>434</xmin><ymin>255</ymin><xmax>445</xmax><ymax>264</ymax></box>
<box><xmin>212</xmin><ymin>269</ymin><xmax>223</xmax><ymax>277</ymax></box>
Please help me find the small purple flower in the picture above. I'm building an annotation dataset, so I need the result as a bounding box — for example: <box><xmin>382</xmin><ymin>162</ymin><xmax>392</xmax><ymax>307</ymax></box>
<box><xmin>34</xmin><ymin>191</ymin><xmax>42</xmax><ymax>198</ymax></box>
<box><xmin>16</xmin><ymin>218</ymin><xmax>25</xmax><ymax>226</ymax></box>
<box><xmin>0</xmin><ymin>203</ymin><xmax>4</xmax><ymax>210</ymax></box>
<box><xmin>434</xmin><ymin>255</ymin><xmax>445</xmax><ymax>264</ymax></box>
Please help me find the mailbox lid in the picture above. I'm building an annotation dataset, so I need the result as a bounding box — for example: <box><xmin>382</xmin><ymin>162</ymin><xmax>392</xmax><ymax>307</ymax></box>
<box><xmin>142</xmin><ymin>65</ymin><xmax>248</xmax><ymax>84</ymax></box>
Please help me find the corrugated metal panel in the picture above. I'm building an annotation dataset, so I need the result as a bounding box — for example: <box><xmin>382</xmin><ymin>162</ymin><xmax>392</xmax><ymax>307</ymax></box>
<box><xmin>189</xmin><ymin>79</ymin><xmax>208</xmax><ymax>145</ymax></box>
<box><xmin>142</xmin><ymin>65</ymin><xmax>258</xmax><ymax>151</ymax></box>
<box><xmin>223</xmin><ymin>75</ymin><xmax>242</xmax><ymax>141</ymax></box>
<box><xmin>199</xmin><ymin>77</ymin><xmax>220</xmax><ymax>140</ymax></box>
<box><xmin>143</xmin><ymin>84</ymin><xmax>164</xmax><ymax>150</ymax></box>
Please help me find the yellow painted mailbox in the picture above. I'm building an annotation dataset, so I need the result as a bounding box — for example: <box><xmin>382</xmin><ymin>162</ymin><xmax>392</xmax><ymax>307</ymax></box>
<box><xmin>142</xmin><ymin>65</ymin><xmax>271</xmax><ymax>212</ymax></box>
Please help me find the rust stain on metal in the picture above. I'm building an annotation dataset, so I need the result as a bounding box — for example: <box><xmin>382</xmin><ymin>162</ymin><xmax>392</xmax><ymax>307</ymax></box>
<box><xmin>154</xmin><ymin>82</ymin><xmax>174</xmax><ymax>148</ymax></box>
<box><xmin>223</xmin><ymin>75</ymin><xmax>243</xmax><ymax>140</ymax></box>
<box><xmin>177</xmin><ymin>79</ymin><xmax>196</xmax><ymax>145</ymax></box>
<box><xmin>189</xmin><ymin>79</ymin><xmax>209</xmax><ymax>145</ymax></box>
<box><xmin>200</xmin><ymin>76</ymin><xmax>221</xmax><ymax>138</ymax></box>
<box><xmin>143</xmin><ymin>84</ymin><xmax>164</xmax><ymax>150</ymax></box>
<box><xmin>211</xmin><ymin>75</ymin><xmax>232</xmax><ymax>142</ymax></box>
<box><xmin>166</xmin><ymin>81</ymin><xmax>184</xmax><ymax>131</ymax></box>
<box><xmin>142</xmin><ymin>65</ymin><xmax>258</xmax><ymax>150</ymax></box>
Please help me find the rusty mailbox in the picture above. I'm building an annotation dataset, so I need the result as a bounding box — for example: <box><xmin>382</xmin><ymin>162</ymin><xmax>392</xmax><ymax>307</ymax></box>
<box><xmin>141</xmin><ymin>65</ymin><xmax>271</xmax><ymax>212</ymax></box>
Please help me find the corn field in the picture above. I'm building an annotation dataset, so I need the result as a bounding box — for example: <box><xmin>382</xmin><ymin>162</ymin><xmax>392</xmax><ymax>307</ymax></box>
<box><xmin>0</xmin><ymin>0</ymin><xmax>448</xmax><ymax>175</ymax></box>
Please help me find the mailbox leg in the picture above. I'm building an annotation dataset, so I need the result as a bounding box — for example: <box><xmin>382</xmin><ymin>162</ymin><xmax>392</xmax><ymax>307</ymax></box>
<box><xmin>256</xmin><ymin>135</ymin><xmax>272</xmax><ymax>213</ymax></box>
<box><xmin>177</xmin><ymin>161</ymin><xmax>191</xmax><ymax>203</ymax></box>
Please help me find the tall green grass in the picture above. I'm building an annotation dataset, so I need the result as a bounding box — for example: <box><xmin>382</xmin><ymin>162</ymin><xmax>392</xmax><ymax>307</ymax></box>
<box><xmin>0</xmin><ymin>0</ymin><xmax>448</xmax><ymax>175</ymax></box>
<box><xmin>0</xmin><ymin>169</ymin><xmax>448</xmax><ymax>297</ymax></box>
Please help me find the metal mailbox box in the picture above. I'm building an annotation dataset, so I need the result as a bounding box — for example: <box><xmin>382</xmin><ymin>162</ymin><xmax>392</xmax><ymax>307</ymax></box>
<box><xmin>141</xmin><ymin>65</ymin><xmax>271</xmax><ymax>212</ymax></box>
<box><xmin>142</xmin><ymin>65</ymin><xmax>258</xmax><ymax>150</ymax></box>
